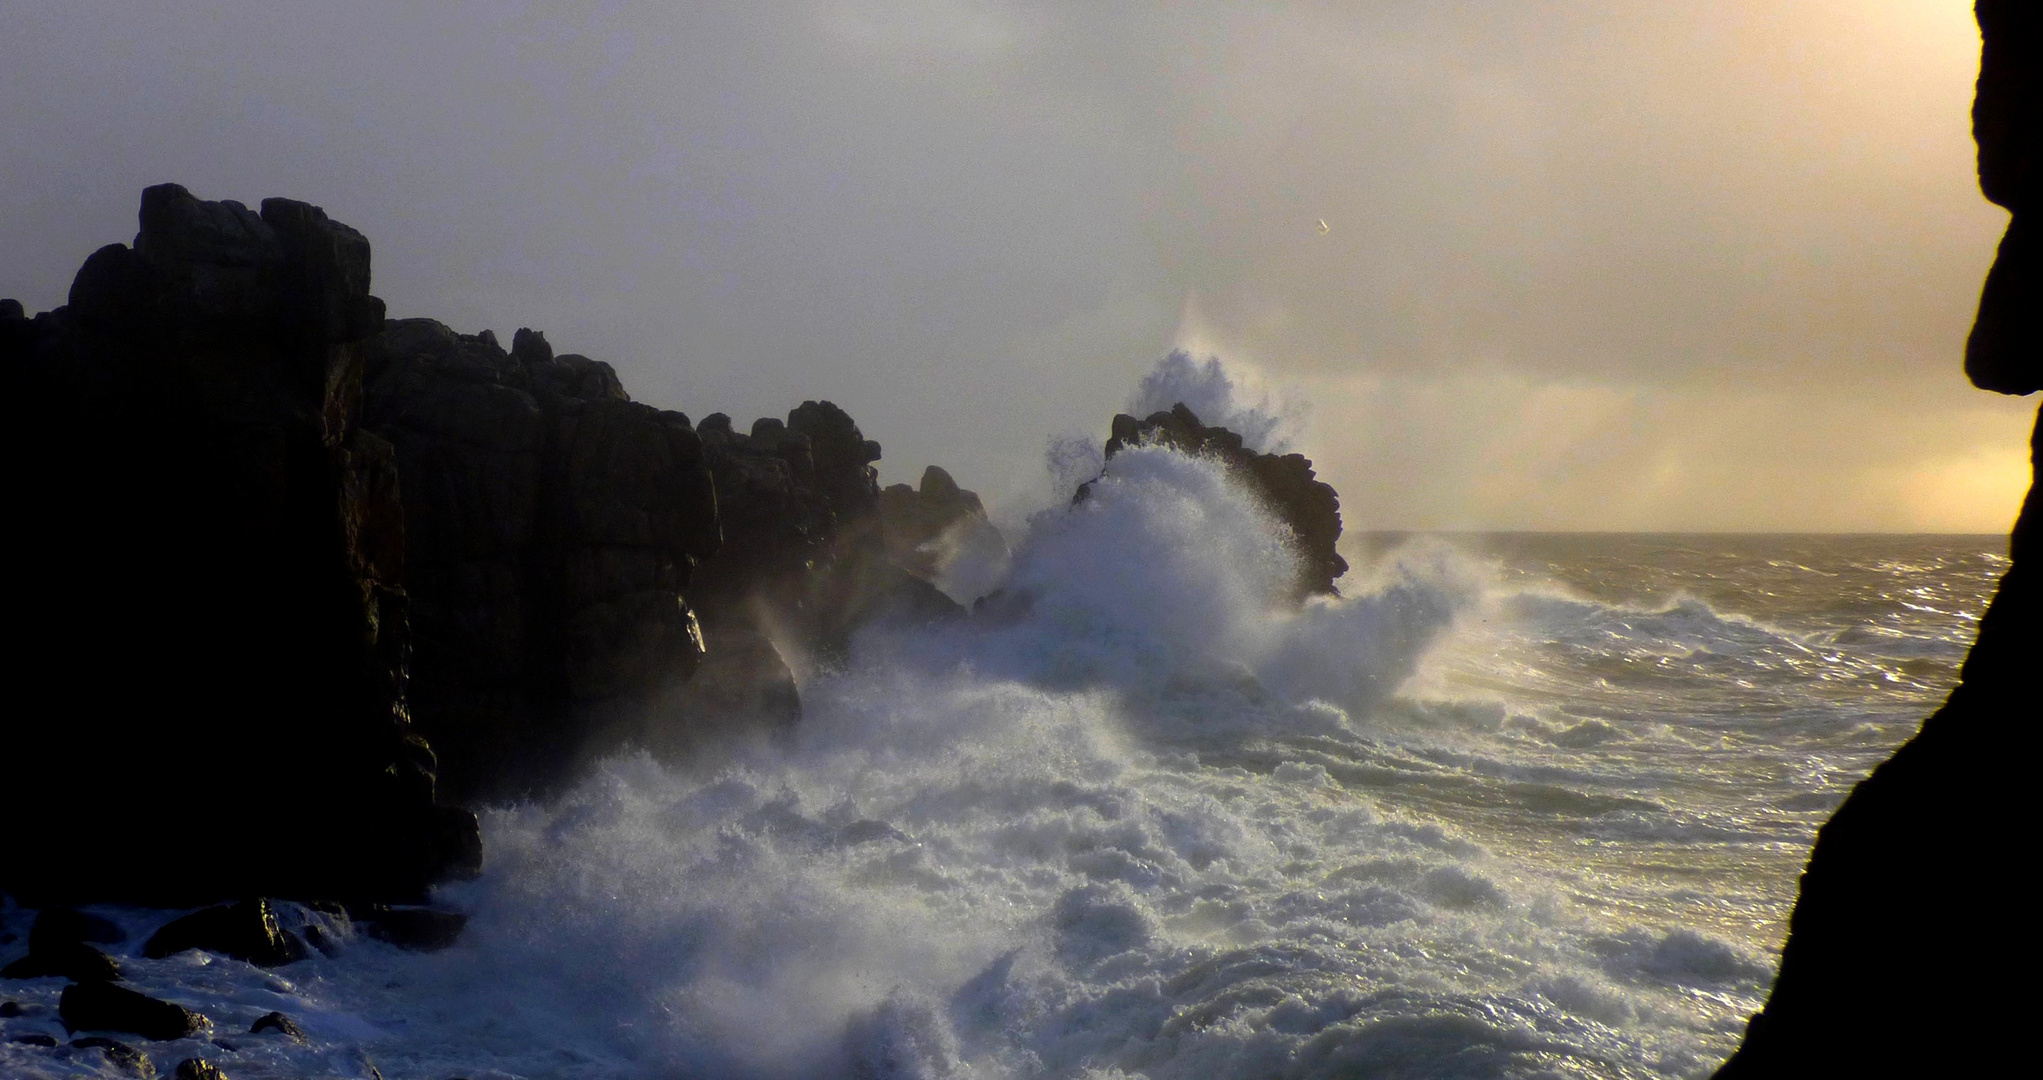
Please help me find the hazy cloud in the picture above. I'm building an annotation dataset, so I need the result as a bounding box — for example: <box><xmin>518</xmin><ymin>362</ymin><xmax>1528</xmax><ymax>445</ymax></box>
<box><xmin>1</xmin><ymin>0</ymin><xmax>2027</xmax><ymax>529</ymax></box>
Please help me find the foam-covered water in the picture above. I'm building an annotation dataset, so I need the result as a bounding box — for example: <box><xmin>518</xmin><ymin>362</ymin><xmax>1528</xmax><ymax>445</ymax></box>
<box><xmin>1</xmin><ymin>405</ymin><xmax>2004</xmax><ymax>1079</ymax></box>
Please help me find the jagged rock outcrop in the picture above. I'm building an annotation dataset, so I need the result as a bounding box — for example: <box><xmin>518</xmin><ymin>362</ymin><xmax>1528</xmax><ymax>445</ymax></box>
<box><xmin>0</xmin><ymin>182</ymin><xmax>974</xmax><ymax>885</ymax></box>
<box><xmin>360</xmin><ymin>321</ymin><xmax>719</xmax><ymax>800</ymax></box>
<box><xmin>0</xmin><ymin>184</ymin><xmax>476</xmax><ymax>907</ymax></box>
<box><xmin>1713</xmin><ymin>5</ymin><xmax>2040</xmax><ymax>1075</ymax></box>
<box><xmin>879</xmin><ymin>466</ymin><xmax>1007</xmax><ymax>588</ymax></box>
<box><xmin>1084</xmin><ymin>402</ymin><xmax>1347</xmax><ymax>599</ymax></box>
<box><xmin>669</xmin><ymin>405</ymin><xmax>960</xmax><ymax>744</ymax></box>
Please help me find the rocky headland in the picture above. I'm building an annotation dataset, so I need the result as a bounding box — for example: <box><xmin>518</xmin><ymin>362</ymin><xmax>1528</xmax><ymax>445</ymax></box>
<box><xmin>0</xmin><ymin>183</ymin><xmax>1339</xmax><ymax>926</ymax></box>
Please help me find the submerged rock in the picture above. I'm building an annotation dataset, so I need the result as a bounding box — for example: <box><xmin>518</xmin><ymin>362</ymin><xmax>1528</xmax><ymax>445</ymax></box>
<box><xmin>61</xmin><ymin>982</ymin><xmax>208</xmax><ymax>1041</ymax></box>
<box><xmin>71</xmin><ymin>1037</ymin><xmax>156</xmax><ymax>1077</ymax></box>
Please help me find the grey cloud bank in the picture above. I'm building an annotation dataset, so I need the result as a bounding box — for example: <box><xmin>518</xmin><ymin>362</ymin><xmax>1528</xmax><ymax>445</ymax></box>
<box><xmin>2</xmin><ymin>0</ymin><xmax>2028</xmax><ymax>530</ymax></box>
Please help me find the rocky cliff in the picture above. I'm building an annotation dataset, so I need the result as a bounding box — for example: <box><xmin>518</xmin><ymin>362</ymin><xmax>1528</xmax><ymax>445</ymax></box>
<box><xmin>0</xmin><ymin>184</ymin><xmax>477</xmax><ymax>906</ymax></box>
<box><xmin>1712</xmin><ymin>3</ymin><xmax>2040</xmax><ymax>1074</ymax></box>
<box><xmin>357</xmin><ymin>320</ymin><xmax>721</xmax><ymax>801</ymax></box>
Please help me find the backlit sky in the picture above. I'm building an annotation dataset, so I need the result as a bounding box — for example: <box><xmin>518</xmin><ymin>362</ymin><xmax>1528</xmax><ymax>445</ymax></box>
<box><xmin>2</xmin><ymin>1</ymin><xmax>2030</xmax><ymax>531</ymax></box>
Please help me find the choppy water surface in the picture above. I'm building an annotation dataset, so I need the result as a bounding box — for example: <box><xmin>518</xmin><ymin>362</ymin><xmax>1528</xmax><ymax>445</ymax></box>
<box><xmin>0</xmin><ymin>454</ymin><xmax>2004</xmax><ymax>1080</ymax></box>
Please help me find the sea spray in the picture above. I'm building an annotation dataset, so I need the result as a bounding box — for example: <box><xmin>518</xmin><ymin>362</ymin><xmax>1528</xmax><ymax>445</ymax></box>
<box><xmin>0</xmin><ymin>435</ymin><xmax>1995</xmax><ymax>1080</ymax></box>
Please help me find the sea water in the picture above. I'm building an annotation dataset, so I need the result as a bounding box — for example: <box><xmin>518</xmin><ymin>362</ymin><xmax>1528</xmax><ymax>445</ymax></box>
<box><xmin>0</xmin><ymin>451</ymin><xmax>2003</xmax><ymax>1080</ymax></box>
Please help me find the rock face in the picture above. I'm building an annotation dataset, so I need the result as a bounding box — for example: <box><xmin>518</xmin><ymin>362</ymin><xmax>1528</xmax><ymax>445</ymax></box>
<box><xmin>1085</xmin><ymin>402</ymin><xmax>1347</xmax><ymax>599</ymax></box>
<box><xmin>0</xmin><ymin>184</ymin><xmax>476</xmax><ymax>907</ymax></box>
<box><xmin>1965</xmin><ymin>0</ymin><xmax>2040</xmax><ymax>395</ymax></box>
<box><xmin>670</xmin><ymin>405</ymin><xmax>961</xmax><ymax>745</ymax></box>
<box><xmin>360</xmin><ymin>321</ymin><xmax>719</xmax><ymax>801</ymax></box>
<box><xmin>879</xmin><ymin>465</ymin><xmax>1006</xmax><ymax>587</ymax></box>
<box><xmin>0</xmin><ymin>184</ymin><xmax>975</xmax><ymax>902</ymax></box>
<box><xmin>1712</xmin><ymin>5</ymin><xmax>2040</xmax><ymax>1076</ymax></box>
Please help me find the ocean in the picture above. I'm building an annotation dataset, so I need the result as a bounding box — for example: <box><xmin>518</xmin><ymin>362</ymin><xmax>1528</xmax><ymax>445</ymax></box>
<box><xmin>0</xmin><ymin>445</ymin><xmax>2005</xmax><ymax>1080</ymax></box>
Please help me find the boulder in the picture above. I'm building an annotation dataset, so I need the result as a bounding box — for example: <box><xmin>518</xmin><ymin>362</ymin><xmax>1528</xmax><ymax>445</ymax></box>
<box><xmin>248</xmin><ymin>1011</ymin><xmax>305</xmax><ymax>1041</ymax></box>
<box><xmin>173</xmin><ymin>1059</ymin><xmax>228</xmax><ymax>1080</ymax></box>
<box><xmin>3</xmin><ymin>909</ymin><xmax>126</xmax><ymax>980</ymax></box>
<box><xmin>71</xmin><ymin>1037</ymin><xmax>156</xmax><ymax>1077</ymax></box>
<box><xmin>1082</xmin><ymin>402</ymin><xmax>1348</xmax><ymax>599</ymax></box>
<box><xmin>0</xmin><ymin>185</ymin><xmax>475</xmax><ymax>906</ymax></box>
<box><xmin>60</xmin><ymin>982</ymin><xmax>207</xmax><ymax>1041</ymax></box>
<box><xmin>142</xmin><ymin>900</ymin><xmax>305</xmax><ymax>967</ymax></box>
<box><xmin>1</xmin><ymin>940</ymin><xmax>120</xmax><ymax>982</ymax></box>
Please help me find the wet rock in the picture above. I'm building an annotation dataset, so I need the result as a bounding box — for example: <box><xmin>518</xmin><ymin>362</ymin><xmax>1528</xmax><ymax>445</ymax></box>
<box><xmin>61</xmin><ymin>982</ymin><xmax>207</xmax><ymax>1041</ymax></box>
<box><xmin>11</xmin><ymin>1033</ymin><xmax>58</xmax><ymax>1046</ymax></box>
<box><xmin>302</xmin><ymin>924</ymin><xmax>338</xmax><ymax>957</ymax></box>
<box><xmin>357</xmin><ymin>907</ymin><xmax>467</xmax><ymax>951</ymax></box>
<box><xmin>248</xmin><ymin>1011</ymin><xmax>305</xmax><ymax>1041</ymax></box>
<box><xmin>71</xmin><ymin>1036</ymin><xmax>156</xmax><ymax>1077</ymax></box>
<box><xmin>174</xmin><ymin>1058</ymin><xmax>228</xmax><ymax>1080</ymax></box>
<box><xmin>5</xmin><ymin>909</ymin><xmax>125</xmax><ymax>980</ymax></box>
<box><xmin>143</xmin><ymin>900</ymin><xmax>305</xmax><ymax>966</ymax></box>
<box><xmin>1</xmin><ymin>940</ymin><xmax>121</xmax><ymax>982</ymax></box>
<box><xmin>1083</xmin><ymin>402</ymin><xmax>1347</xmax><ymax>600</ymax></box>
<box><xmin>0</xmin><ymin>1000</ymin><xmax>22</xmax><ymax>1016</ymax></box>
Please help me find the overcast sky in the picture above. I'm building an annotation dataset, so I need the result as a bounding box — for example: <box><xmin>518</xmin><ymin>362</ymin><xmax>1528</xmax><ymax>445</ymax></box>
<box><xmin>2</xmin><ymin>1</ymin><xmax>2029</xmax><ymax>531</ymax></box>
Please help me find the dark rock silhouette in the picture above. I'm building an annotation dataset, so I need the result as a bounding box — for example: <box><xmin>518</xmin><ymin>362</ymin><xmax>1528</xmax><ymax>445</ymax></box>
<box><xmin>142</xmin><ymin>900</ymin><xmax>305</xmax><ymax>967</ymax></box>
<box><xmin>249</xmin><ymin>1011</ymin><xmax>306</xmax><ymax>1041</ymax></box>
<box><xmin>4</xmin><ymin>907</ymin><xmax>126</xmax><ymax>980</ymax></box>
<box><xmin>0</xmin><ymin>184</ymin><xmax>477</xmax><ymax>907</ymax></box>
<box><xmin>880</xmin><ymin>465</ymin><xmax>1006</xmax><ymax>586</ymax></box>
<box><xmin>60</xmin><ymin>981</ymin><xmax>207</xmax><ymax>1041</ymax></box>
<box><xmin>1965</xmin><ymin>0</ymin><xmax>2040</xmax><ymax>394</ymax></box>
<box><xmin>669</xmin><ymin>404</ymin><xmax>962</xmax><ymax>746</ymax></box>
<box><xmin>70</xmin><ymin>1036</ymin><xmax>156</xmax><ymax>1077</ymax></box>
<box><xmin>360</xmin><ymin>319</ymin><xmax>719</xmax><ymax>801</ymax></box>
<box><xmin>1</xmin><ymin>941</ymin><xmax>120</xmax><ymax>983</ymax></box>
<box><xmin>1084</xmin><ymin>402</ymin><xmax>1348</xmax><ymax>599</ymax></box>
<box><xmin>355</xmin><ymin>905</ymin><xmax>467</xmax><ymax>951</ymax></box>
<box><xmin>1712</xmin><ymin>4</ymin><xmax>2040</xmax><ymax>1075</ymax></box>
